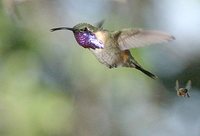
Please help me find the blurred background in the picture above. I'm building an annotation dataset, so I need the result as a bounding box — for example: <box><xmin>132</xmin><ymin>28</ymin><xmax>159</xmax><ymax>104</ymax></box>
<box><xmin>1</xmin><ymin>0</ymin><xmax>200</xmax><ymax>136</ymax></box>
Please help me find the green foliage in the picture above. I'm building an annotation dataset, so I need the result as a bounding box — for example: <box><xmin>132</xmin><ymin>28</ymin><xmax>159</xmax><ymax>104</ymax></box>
<box><xmin>0</xmin><ymin>7</ymin><xmax>73</xmax><ymax>136</ymax></box>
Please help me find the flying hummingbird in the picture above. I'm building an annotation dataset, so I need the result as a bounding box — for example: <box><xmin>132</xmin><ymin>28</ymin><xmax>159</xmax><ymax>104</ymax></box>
<box><xmin>50</xmin><ymin>21</ymin><xmax>175</xmax><ymax>79</ymax></box>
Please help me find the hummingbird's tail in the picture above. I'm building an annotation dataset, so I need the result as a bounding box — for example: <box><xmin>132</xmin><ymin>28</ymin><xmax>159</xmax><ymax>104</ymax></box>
<box><xmin>135</xmin><ymin>65</ymin><xmax>157</xmax><ymax>79</ymax></box>
<box><xmin>130</xmin><ymin>60</ymin><xmax>157</xmax><ymax>79</ymax></box>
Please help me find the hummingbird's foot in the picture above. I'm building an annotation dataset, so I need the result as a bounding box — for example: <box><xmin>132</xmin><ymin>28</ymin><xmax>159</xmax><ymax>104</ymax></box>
<box><xmin>108</xmin><ymin>64</ymin><xmax>117</xmax><ymax>69</ymax></box>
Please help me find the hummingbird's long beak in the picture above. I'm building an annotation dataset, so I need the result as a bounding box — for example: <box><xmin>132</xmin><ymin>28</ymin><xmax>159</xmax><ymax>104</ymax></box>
<box><xmin>50</xmin><ymin>27</ymin><xmax>74</xmax><ymax>32</ymax></box>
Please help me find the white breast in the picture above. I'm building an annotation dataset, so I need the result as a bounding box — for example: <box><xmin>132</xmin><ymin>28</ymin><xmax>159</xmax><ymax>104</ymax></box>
<box><xmin>89</xmin><ymin>31</ymin><xmax>121</xmax><ymax>67</ymax></box>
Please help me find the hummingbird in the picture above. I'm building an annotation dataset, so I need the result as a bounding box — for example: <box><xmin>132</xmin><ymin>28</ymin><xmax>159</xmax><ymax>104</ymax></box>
<box><xmin>50</xmin><ymin>21</ymin><xmax>175</xmax><ymax>79</ymax></box>
<box><xmin>175</xmin><ymin>80</ymin><xmax>191</xmax><ymax>97</ymax></box>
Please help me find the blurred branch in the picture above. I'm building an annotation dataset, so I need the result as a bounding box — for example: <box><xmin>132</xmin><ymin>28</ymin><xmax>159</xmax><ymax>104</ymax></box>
<box><xmin>2</xmin><ymin>0</ymin><xmax>29</xmax><ymax>20</ymax></box>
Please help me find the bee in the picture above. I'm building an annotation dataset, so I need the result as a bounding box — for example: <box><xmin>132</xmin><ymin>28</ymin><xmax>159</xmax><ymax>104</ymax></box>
<box><xmin>175</xmin><ymin>80</ymin><xmax>191</xmax><ymax>97</ymax></box>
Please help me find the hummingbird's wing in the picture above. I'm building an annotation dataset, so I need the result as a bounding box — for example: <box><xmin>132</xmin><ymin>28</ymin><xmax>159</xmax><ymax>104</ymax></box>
<box><xmin>95</xmin><ymin>20</ymin><xmax>105</xmax><ymax>29</ymax></box>
<box><xmin>185</xmin><ymin>80</ymin><xmax>192</xmax><ymax>90</ymax></box>
<box><xmin>175</xmin><ymin>80</ymin><xmax>179</xmax><ymax>91</ymax></box>
<box><xmin>115</xmin><ymin>29</ymin><xmax>175</xmax><ymax>50</ymax></box>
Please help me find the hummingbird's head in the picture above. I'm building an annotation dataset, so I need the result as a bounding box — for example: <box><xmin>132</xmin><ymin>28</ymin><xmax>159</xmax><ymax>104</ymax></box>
<box><xmin>51</xmin><ymin>23</ymin><xmax>104</xmax><ymax>49</ymax></box>
<box><xmin>72</xmin><ymin>23</ymin><xmax>98</xmax><ymax>33</ymax></box>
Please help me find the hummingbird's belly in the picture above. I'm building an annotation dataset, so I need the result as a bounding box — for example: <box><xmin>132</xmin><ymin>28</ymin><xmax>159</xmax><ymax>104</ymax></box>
<box><xmin>89</xmin><ymin>47</ymin><xmax>121</xmax><ymax>68</ymax></box>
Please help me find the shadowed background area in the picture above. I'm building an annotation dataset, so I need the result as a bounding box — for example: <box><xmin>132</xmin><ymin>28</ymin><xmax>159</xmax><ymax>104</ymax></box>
<box><xmin>1</xmin><ymin>0</ymin><xmax>200</xmax><ymax>136</ymax></box>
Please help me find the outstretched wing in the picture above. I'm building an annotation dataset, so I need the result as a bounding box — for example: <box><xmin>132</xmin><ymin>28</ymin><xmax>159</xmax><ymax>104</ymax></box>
<box><xmin>115</xmin><ymin>28</ymin><xmax>175</xmax><ymax>50</ymax></box>
<box><xmin>175</xmin><ymin>80</ymin><xmax>179</xmax><ymax>91</ymax></box>
<box><xmin>185</xmin><ymin>80</ymin><xmax>192</xmax><ymax>90</ymax></box>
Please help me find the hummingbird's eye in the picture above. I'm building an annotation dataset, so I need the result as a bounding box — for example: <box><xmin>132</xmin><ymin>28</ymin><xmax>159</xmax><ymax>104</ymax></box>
<box><xmin>80</xmin><ymin>27</ymin><xmax>88</xmax><ymax>32</ymax></box>
<box><xmin>84</xmin><ymin>27</ymin><xmax>88</xmax><ymax>31</ymax></box>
